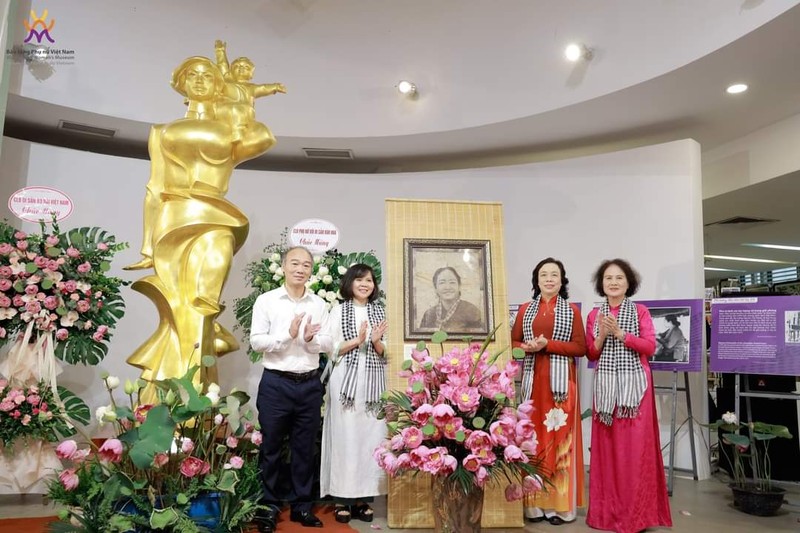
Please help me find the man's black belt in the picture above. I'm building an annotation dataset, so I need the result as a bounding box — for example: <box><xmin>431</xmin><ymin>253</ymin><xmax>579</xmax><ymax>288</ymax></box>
<box><xmin>264</xmin><ymin>367</ymin><xmax>320</xmax><ymax>382</ymax></box>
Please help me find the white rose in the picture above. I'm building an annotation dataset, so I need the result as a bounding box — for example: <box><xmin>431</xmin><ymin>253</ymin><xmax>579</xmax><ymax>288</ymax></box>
<box><xmin>105</xmin><ymin>376</ymin><xmax>120</xmax><ymax>390</ymax></box>
<box><xmin>325</xmin><ymin>292</ymin><xmax>337</xmax><ymax>302</ymax></box>
<box><xmin>317</xmin><ymin>289</ymin><xmax>327</xmax><ymax>298</ymax></box>
<box><xmin>322</xmin><ymin>275</ymin><xmax>333</xmax><ymax>285</ymax></box>
<box><xmin>317</xmin><ymin>266</ymin><xmax>329</xmax><ymax>277</ymax></box>
<box><xmin>207</xmin><ymin>383</ymin><xmax>221</xmax><ymax>395</ymax></box>
<box><xmin>272</xmin><ymin>274</ymin><xmax>282</xmax><ymax>281</ymax></box>
<box><xmin>338</xmin><ymin>266</ymin><xmax>347</xmax><ymax>275</ymax></box>
<box><xmin>95</xmin><ymin>405</ymin><xmax>109</xmax><ymax>424</ymax></box>
<box><xmin>309</xmin><ymin>275</ymin><xmax>319</xmax><ymax>285</ymax></box>
<box><xmin>314</xmin><ymin>256</ymin><xmax>322</xmax><ymax>264</ymax></box>
<box><xmin>275</xmin><ymin>267</ymin><xmax>284</xmax><ymax>277</ymax></box>
<box><xmin>268</xmin><ymin>262</ymin><xmax>278</xmax><ymax>273</ymax></box>
<box><xmin>721</xmin><ymin>411</ymin><xmax>737</xmax><ymax>425</ymax></box>
<box><xmin>270</xmin><ymin>253</ymin><xmax>281</xmax><ymax>262</ymax></box>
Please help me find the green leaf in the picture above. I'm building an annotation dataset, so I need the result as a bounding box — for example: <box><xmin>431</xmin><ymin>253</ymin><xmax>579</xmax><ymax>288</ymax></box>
<box><xmin>455</xmin><ymin>430</ymin><xmax>466</xmax><ymax>442</ymax></box>
<box><xmin>431</xmin><ymin>331</ymin><xmax>448</xmax><ymax>344</ymax></box>
<box><xmin>99</xmin><ymin>261</ymin><xmax>111</xmax><ymax>272</ymax></box>
<box><xmin>13</xmin><ymin>280</ymin><xmax>24</xmax><ymax>292</ymax></box>
<box><xmin>57</xmin><ymin>386</ymin><xmax>90</xmax><ymax>428</ymax></box>
<box><xmin>422</xmin><ymin>423</ymin><xmax>436</xmax><ymax>436</ymax></box>
<box><xmin>217</xmin><ymin>470</ymin><xmax>239</xmax><ymax>493</ymax></box>
<box><xmin>176</xmin><ymin>493</ymin><xmax>189</xmax><ymax>505</ymax></box>
<box><xmin>721</xmin><ymin>433</ymin><xmax>750</xmax><ymax>447</ymax></box>
<box><xmin>55</xmin><ymin>306</ymin><xmax>67</xmax><ymax>316</ymax></box>
<box><xmin>128</xmin><ymin>404</ymin><xmax>175</xmax><ymax>469</ymax></box>
<box><xmin>511</xmin><ymin>347</ymin><xmax>526</xmax><ymax>360</ymax></box>
<box><xmin>46</xmin><ymin>246</ymin><xmax>62</xmax><ymax>257</ymax></box>
<box><xmin>41</xmin><ymin>278</ymin><xmax>54</xmax><ymax>290</ymax></box>
<box><xmin>25</xmin><ymin>262</ymin><xmax>38</xmax><ymax>273</ymax></box>
<box><xmin>416</xmin><ymin>341</ymin><xmax>427</xmax><ymax>351</ymax></box>
<box><xmin>401</xmin><ymin>360</ymin><xmax>413</xmax><ymax>371</ymax></box>
<box><xmin>149</xmin><ymin>507</ymin><xmax>179</xmax><ymax>529</ymax></box>
<box><xmin>411</xmin><ymin>381</ymin><xmax>424</xmax><ymax>394</ymax></box>
<box><xmin>225</xmin><ymin>394</ymin><xmax>242</xmax><ymax>434</ymax></box>
<box><xmin>473</xmin><ymin>416</ymin><xmax>486</xmax><ymax>429</ymax></box>
<box><xmin>494</xmin><ymin>393</ymin><xmax>507</xmax><ymax>402</ymax></box>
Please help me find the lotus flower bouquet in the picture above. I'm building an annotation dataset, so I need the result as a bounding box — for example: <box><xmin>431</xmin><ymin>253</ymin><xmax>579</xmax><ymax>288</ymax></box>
<box><xmin>47</xmin><ymin>358</ymin><xmax>265</xmax><ymax>533</ymax></box>
<box><xmin>373</xmin><ymin>331</ymin><xmax>546</xmax><ymax>501</ymax></box>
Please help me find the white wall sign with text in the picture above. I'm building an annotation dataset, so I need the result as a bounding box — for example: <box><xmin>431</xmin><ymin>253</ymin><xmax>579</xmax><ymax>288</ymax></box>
<box><xmin>8</xmin><ymin>186</ymin><xmax>74</xmax><ymax>222</ymax></box>
<box><xmin>289</xmin><ymin>218</ymin><xmax>340</xmax><ymax>254</ymax></box>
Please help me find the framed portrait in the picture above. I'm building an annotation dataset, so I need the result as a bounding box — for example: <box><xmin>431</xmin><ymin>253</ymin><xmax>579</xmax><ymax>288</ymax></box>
<box><xmin>403</xmin><ymin>238</ymin><xmax>494</xmax><ymax>340</ymax></box>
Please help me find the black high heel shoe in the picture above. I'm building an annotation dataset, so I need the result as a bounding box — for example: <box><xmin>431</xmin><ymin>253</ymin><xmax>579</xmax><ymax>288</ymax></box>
<box><xmin>351</xmin><ymin>503</ymin><xmax>374</xmax><ymax>522</ymax></box>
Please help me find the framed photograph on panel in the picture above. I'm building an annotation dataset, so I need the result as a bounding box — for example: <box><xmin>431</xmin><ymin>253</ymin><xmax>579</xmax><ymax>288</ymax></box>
<box><xmin>403</xmin><ymin>239</ymin><xmax>494</xmax><ymax>340</ymax></box>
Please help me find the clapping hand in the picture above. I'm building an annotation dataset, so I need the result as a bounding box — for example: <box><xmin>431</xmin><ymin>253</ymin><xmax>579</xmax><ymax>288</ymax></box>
<box><xmin>371</xmin><ymin>320</ymin><xmax>388</xmax><ymax>343</ymax></box>
<box><xmin>602</xmin><ymin>314</ymin><xmax>625</xmax><ymax>341</ymax></box>
<box><xmin>289</xmin><ymin>312</ymin><xmax>306</xmax><ymax>339</ymax></box>
<box><xmin>522</xmin><ymin>334</ymin><xmax>548</xmax><ymax>353</ymax></box>
<box><xmin>303</xmin><ymin>319</ymin><xmax>321</xmax><ymax>342</ymax></box>
<box><xmin>357</xmin><ymin>321</ymin><xmax>368</xmax><ymax>345</ymax></box>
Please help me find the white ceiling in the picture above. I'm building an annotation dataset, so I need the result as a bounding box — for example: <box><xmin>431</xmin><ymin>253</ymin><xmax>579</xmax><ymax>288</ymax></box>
<box><xmin>4</xmin><ymin>0</ymin><xmax>800</xmax><ymax>282</ymax></box>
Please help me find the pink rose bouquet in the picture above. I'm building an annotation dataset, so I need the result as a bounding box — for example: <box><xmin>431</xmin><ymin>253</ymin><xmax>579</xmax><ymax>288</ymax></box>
<box><xmin>0</xmin><ymin>218</ymin><xmax>128</xmax><ymax>365</ymax></box>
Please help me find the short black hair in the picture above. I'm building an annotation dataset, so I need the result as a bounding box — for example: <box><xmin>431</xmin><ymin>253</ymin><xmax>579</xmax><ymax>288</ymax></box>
<box><xmin>432</xmin><ymin>266</ymin><xmax>461</xmax><ymax>287</ymax></box>
<box><xmin>592</xmin><ymin>258</ymin><xmax>640</xmax><ymax>297</ymax></box>
<box><xmin>339</xmin><ymin>263</ymin><xmax>379</xmax><ymax>303</ymax></box>
<box><xmin>531</xmin><ymin>257</ymin><xmax>569</xmax><ymax>299</ymax></box>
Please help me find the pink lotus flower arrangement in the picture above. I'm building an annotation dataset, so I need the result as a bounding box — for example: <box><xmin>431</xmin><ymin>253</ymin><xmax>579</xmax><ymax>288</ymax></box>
<box><xmin>47</xmin><ymin>361</ymin><xmax>266</xmax><ymax>532</ymax></box>
<box><xmin>0</xmin><ymin>219</ymin><xmax>128</xmax><ymax>365</ymax></box>
<box><xmin>373</xmin><ymin>331</ymin><xmax>546</xmax><ymax>499</ymax></box>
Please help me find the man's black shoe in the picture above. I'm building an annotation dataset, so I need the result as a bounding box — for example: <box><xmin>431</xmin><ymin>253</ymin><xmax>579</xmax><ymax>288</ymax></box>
<box><xmin>254</xmin><ymin>509</ymin><xmax>278</xmax><ymax>533</ymax></box>
<box><xmin>289</xmin><ymin>510</ymin><xmax>323</xmax><ymax>528</ymax></box>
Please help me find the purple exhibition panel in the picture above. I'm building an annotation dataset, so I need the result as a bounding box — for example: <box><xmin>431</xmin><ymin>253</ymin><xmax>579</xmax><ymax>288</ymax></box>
<box><xmin>586</xmin><ymin>299</ymin><xmax>704</xmax><ymax>372</ymax></box>
<box><xmin>710</xmin><ymin>295</ymin><xmax>800</xmax><ymax>376</ymax></box>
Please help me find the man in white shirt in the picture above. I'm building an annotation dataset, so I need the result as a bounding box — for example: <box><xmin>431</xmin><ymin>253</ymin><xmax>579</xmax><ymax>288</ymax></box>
<box><xmin>250</xmin><ymin>246</ymin><xmax>332</xmax><ymax>531</ymax></box>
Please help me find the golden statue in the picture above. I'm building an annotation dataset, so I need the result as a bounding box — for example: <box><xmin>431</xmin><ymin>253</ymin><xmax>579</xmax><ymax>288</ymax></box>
<box><xmin>125</xmin><ymin>47</ymin><xmax>283</xmax><ymax>401</ymax></box>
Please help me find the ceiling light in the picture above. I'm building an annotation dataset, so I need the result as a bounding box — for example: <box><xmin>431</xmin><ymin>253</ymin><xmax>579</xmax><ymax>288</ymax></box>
<box><xmin>726</xmin><ymin>83</ymin><xmax>748</xmax><ymax>94</ymax></box>
<box><xmin>742</xmin><ymin>243</ymin><xmax>800</xmax><ymax>251</ymax></box>
<box><xmin>704</xmin><ymin>254</ymin><xmax>788</xmax><ymax>264</ymax></box>
<box><xmin>704</xmin><ymin>267</ymin><xmax>746</xmax><ymax>272</ymax></box>
<box><xmin>564</xmin><ymin>43</ymin><xmax>592</xmax><ymax>62</ymax></box>
<box><xmin>397</xmin><ymin>80</ymin><xmax>417</xmax><ymax>96</ymax></box>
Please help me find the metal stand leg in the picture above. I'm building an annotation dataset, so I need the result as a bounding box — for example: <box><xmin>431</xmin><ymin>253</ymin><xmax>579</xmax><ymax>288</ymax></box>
<box><xmin>667</xmin><ymin>370</ymin><xmax>678</xmax><ymax>496</ymax></box>
<box><xmin>684</xmin><ymin>372</ymin><xmax>698</xmax><ymax>480</ymax></box>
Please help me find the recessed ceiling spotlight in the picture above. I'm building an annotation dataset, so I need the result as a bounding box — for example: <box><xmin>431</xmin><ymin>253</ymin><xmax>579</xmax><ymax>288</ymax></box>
<box><xmin>397</xmin><ymin>80</ymin><xmax>417</xmax><ymax>96</ymax></box>
<box><xmin>726</xmin><ymin>83</ymin><xmax>748</xmax><ymax>94</ymax></box>
<box><xmin>564</xmin><ymin>43</ymin><xmax>592</xmax><ymax>62</ymax></box>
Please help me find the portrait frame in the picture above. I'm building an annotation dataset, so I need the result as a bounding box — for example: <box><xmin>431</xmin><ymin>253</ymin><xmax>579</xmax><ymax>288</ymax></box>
<box><xmin>403</xmin><ymin>238</ymin><xmax>494</xmax><ymax>340</ymax></box>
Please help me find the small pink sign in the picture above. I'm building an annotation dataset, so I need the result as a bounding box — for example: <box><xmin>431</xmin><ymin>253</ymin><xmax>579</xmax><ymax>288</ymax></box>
<box><xmin>7</xmin><ymin>186</ymin><xmax>74</xmax><ymax>222</ymax></box>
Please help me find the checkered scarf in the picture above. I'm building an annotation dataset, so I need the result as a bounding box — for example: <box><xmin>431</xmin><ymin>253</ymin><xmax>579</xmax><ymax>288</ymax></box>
<box><xmin>339</xmin><ymin>300</ymin><xmax>386</xmax><ymax>413</ymax></box>
<box><xmin>520</xmin><ymin>295</ymin><xmax>574</xmax><ymax>404</ymax></box>
<box><xmin>592</xmin><ymin>297</ymin><xmax>647</xmax><ymax>426</ymax></box>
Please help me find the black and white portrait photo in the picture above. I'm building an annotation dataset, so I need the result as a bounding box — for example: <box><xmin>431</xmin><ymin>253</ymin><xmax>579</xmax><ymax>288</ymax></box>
<box><xmin>403</xmin><ymin>239</ymin><xmax>493</xmax><ymax>340</ymax></box>
<box><xmin>785</xmin><ymin>310</ymin><xmax>800</xmax><ymax>344</ymax></box>
<box><xmin>651</xmin><ymin>306</ymin><xmax>691</xmax><ymax>364</ymax></box>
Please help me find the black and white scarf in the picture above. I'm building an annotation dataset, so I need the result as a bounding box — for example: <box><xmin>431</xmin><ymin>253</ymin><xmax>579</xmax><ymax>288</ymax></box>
<box><xmin>339</xmin><ymin>300</ymin><xmax>386</xmax><ymax>413</ymax></box>
<box><xmin>520</xmin><ymin>295</ymin><xmax>574</xmax><ymax>404</ymax></box>
<box><xmin>592</xmin><ymin>297</ymin><xmax>647</xmax><ymax>426</ymax></box>
<box><xmin>431</xmin><ymin>299</ymin><xmax>461</xmax><ymax>330</ymax></box>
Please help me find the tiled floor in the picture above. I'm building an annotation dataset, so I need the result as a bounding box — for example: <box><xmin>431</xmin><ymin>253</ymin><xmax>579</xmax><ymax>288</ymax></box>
<box><xmin>2</xmin><ymin>475</ymin><xmax>798</xmax><ymax>532</ymax></box>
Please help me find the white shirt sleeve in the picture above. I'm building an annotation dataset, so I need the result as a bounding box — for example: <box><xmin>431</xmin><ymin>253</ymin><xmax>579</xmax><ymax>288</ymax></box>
<box><xmin>249</xmin><ymin>294</ymin><xmax>291</xmax><ymax>353</ymax></box>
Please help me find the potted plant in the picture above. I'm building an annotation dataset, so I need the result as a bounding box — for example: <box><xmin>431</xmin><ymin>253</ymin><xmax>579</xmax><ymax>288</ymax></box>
<box><xmin>47</xmin><ymin>357</ymin><xmax>265</xmax><ymax>532</ymax></box>
<box><xmin>707</xmin><ymin>411</ymin><xmax>793</xmax><ymax>516</ymax></box>
<box><xmin>372</xmin><ymin>330</ymin><xmax>547</xmax><ymax>533</ymax></box>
